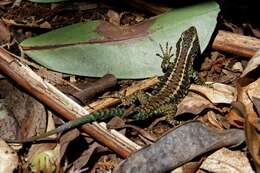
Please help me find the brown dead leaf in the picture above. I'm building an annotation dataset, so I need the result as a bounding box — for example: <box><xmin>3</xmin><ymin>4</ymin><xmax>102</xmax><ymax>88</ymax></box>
<box><xmin>0</xmin><ymin>0</ymin><xmax>12</xmax><ymax>5</ymax></box>
<box><xmin>223</xmin><ymin>20</ymin><xmax>244</xmax><ymax>34</ymax></box>
<box><xmin>244</xmin><ymin>77</ymin><xmax>260</xmax><ymax>127</ymax></box>
<box><xmin>199</xmin><ymin>147</ymin><xmax>255</xmax><ymax>173</ymax></box>
<box><xmin>124</xmin><ymin>124</ymin><xmax>157</xmax><ymax>142</ymax></box>
<box><xmin>237</xmin><ymin>71</ymin><xmax>260</xmax><ymax>170</ymax></box>
<box><xmin>0</xmin><ymin>20</ymin><xmax>11</xmax><ymax>45</ymax></box>
<box><xmin>59</xmin><ymin>128</ymin><xmax>80</xmax><ymax>163</ymax></box>
<box><xmin>0</xmin><ymin>139</ymin><xmax>19</xmax><ymax>173</ymax></box>
<box><xmin>251</xmin><ymin>97</ymin><xmax>260</xmax><ymax>132</ymax></box>
<box><xmin>69</xmin><ymin>142</ymin><xmax>101</xmax><ymax>172</ymax></box>
<box><xmin>106</xmin><ymin>10</ymin><xmax>121</xmax><ymax>26</ymax></box>
<box><xmin>27</xmin><ymin>143</ymin><xmax>58</xmax><ymax>172</ymax></box>
<box><xmin>176</xmin><ymin>92</ymin><xmax>215</xmax><ymax>117</ymax></box>
<box><xmin>247</xmin><ymin>24</ymin><xmax>260</xmax><ymax>38</ymax></box>
<box><xmin>2</xmin><ymin>18</ymin><xmax>51</xmax><ymax>29</ymax></box>
<box><xmin>241</xmin><ymin>50</ymin><xmax>260</xmax><ymax>78</ymax></box>
<box><xmin>244</xmin><ymin>112</ymin><xmax>260</xmax><ymax>169</ymax></box>
<box><xmin>206</xmin><ymin>111</ymin><xmax>226</xmax><ymax>129</ymax></box>
<box><xmin>120</xmin><ymin>12</ymin><xmax>145</xmax><ymax>25</ymax></box>
<box><xmin>94</xmin><ymin>154</ymin><xmax>120</xmax><ymax>172</ymax></box>
<box><xmin>0</xmin><ymin>80</ymin><xmax>47</xmax><ymax>140</ymax></box>
<box><xmin>226</xmin><ymin>109</ymin><xmax>244</xmax><ymax>128</ymax></box>
<box><xmin>220</xmin><ymin>69</ymin><xmax>241</xmax><ymax>84</ymax></box>
<box><xmin>190</xmin><ymin>83</ymin><xmax>235</xmax><ymax>104</ymax></box>
<box><xmin>107</xmin><ymin>116</ymin><xmax>126</xmax><ymax>129</ymax></box>
<box><xmin>245</xmin><ymin>97</ymin><xmax>260</xmax><ymax>168</ymax></box>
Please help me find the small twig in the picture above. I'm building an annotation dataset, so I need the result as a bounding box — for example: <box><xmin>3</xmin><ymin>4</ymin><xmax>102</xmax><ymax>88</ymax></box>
<box><xmin>72</xmin><ymin>74</ymin><xmax>117</xmax><ymax>103</ymax></box>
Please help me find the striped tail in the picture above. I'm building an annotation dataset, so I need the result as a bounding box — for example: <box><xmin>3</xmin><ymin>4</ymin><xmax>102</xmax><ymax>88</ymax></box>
<box><xmin>63</xmin><ymin>108</ymin><xmax>125</xmax><ymax>129</ymax></box>
<box><xmin>5</xmin><ymin>108</ymin><xmax>125</xmax><ymax>143</ymax></box>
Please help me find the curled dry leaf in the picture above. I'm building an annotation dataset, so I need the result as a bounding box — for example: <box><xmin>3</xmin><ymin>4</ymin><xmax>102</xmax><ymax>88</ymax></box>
<box><xmin>243</xmin><ymin>80</ymin><xmax>260</xmax><ymax>169</ymax></box>
<box><xmin>199</xmin><ymin>147</ymin><xmax>255</xmax><ymax>173</ymax></box>
<box><xmin>237</xmin><ymin>68</ymin><xmax>260</xmax><ymax>171</ymax></box>
<box><xmin>226</xmin><ymin>108</ymin><xmax>244</xmax><ymax>128</ymax></box>
<box><xmin>205</xmin><ymin>111</ymin><xmax>227</xmax><ymax>129</ymax></box>
<box><xmin>0</xmin><ymin>20</ymin><xmax>11</xmax><ymax>45</ymax></box>
<box><xmin>241</xmin><ymin>50</ymin><xmax>260</xmax><ymax>78</ymax></box>
<box><xmin>176</xmin><ymin>92</ymin><xmax>216</xmax><ymax>117</ymax></box>
<box><xmin>251</xmin><ymin>97</ymin><xmax>260</xmax><ymax>132</ymax></box>
<box><xmin>190</xmin><ymin>83</ymin><xmax>235</xmax><ymax>104</ymax></box>
<box><xmin>0</xmin><ymin>139</ymin><xmax>19</xmax><ymax>173</ymax></box>
<box><xmin>106</xmin><ymin>10</ymin><xmax>121</xmax><ymax>26</ymax></box>
<box><xmin>246</xmin><ymin>78</ymin><xmax>260</xmax><ymax>127</ymax></box>
<box><xmin>29</xmin><ymin>143</ymin><xmax>59</xmax><ymax>172</ymax></box>
<box><xmin>59</xmin><ymin>128</ymin><xmax>80</xmax><ymax>163</ymax></box>
<box><xmin>244</xmin><ymin>112</ymin><xmax>260</xmax><ymax>172</ymax></box>
<box><xmin>124</xmin><ymin>124</ymin><xmax>157</xmax><ymax>142</ymax></box>
<box><xmin>70</xmin><ymin>142</ymin><xmax>102</xmax><ymax>171</ymax></box>
<box><xmin>113</xmin><ymin>121</ymin><xmax>244</xmax><ymax>173</ymax></box>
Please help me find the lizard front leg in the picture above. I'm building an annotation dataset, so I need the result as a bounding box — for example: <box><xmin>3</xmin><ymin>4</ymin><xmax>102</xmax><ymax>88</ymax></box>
<box><xmin>152</xmin><ymin>42</ymin><xmax>175</xmax><ymax>95</ymax></box>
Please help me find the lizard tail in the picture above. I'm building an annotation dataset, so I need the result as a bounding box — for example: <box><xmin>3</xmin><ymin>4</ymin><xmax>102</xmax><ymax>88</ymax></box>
<box><xmin>5</xmin><ymin>108</ymin><xmax>125</xmax><ymax>143</ymax></box>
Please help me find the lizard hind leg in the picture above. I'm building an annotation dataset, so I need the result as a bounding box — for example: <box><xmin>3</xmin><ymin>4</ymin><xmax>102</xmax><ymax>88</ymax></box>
<box><xmin>188</xmin><ymin>67</ymin><xmax>206</xmax><ymax>85</ymax></box>
<box><xmin>188</xmin><ymin>67</ymin><xmax>213</xmax><ymax>88</ymax></box>
<box><xmin>158</xmin><ymin>103</ymin><xmax>179</xmax><ymax>126</ymax></box>
<box><xmin>121</xmin><ymin>90</ymin><xmax>150</xmax><ymax>106</ymax></box>
<box><xmin>146</xmin><ymin>103</ymin><xmax>179</xmax><ymax>128</ymax></box>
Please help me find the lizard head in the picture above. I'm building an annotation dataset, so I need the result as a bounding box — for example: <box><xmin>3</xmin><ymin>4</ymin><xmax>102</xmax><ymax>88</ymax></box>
<box><xmin>175</xmin><ymin>26</ymin><xmax>200</xmax><ymax>64</ymax></box>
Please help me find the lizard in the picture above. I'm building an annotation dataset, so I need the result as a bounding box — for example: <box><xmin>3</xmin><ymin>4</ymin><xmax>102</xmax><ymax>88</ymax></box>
<box><xmin>5</xmin><ymin>26</ymin><xmax>201</xmax><ymax>143</ymax></box>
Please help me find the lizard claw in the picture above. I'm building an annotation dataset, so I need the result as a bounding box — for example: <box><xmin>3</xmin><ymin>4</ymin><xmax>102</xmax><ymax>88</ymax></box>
<box><xmin>156</xmin><ymin>42</ymin><xmax>174</xmax><ymax>73</ymax></box>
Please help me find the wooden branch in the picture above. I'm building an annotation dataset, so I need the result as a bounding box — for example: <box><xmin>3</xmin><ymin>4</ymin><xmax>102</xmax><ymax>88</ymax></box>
<box><xmin>0</xmin><ymin>48</ymin><xmax>158</xmax><ymax>158</ymax></box>
<box><xmin>212</xmin><ymin>30</ymin><xmax>260</xmax><ymax>57</ymax></box>
<box><xmin>86</xmin><ymin>77</ymin><xmax>158</xmax><ymax>112</ymax></box>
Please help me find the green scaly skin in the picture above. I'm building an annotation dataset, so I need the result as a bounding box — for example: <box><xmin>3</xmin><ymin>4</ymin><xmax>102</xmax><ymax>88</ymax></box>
<box><xmin>130</xmin><ymin>26</ymin><xmax>200</xmax><ymax>124</ymax></box>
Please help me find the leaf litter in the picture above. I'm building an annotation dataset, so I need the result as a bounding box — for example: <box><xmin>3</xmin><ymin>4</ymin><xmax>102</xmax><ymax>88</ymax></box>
<box><xmin>0</xmin><ymin>0</ymin><xmax>260</xmax><ymax>172</ymax></box>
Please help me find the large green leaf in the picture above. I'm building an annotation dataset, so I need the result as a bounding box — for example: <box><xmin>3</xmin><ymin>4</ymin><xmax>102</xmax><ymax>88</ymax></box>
<box><xmin>21</xmin><ymin>1</ymin><xmax>219</xmax><ymax>79</ymax></box>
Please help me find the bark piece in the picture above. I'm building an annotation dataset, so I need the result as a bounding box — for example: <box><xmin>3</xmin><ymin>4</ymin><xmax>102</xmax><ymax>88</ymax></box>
<box><xmin>213</xmin><ymin>30</ymin><xmax>260</xmax><ymax>57</ymax></box>
<box><xmin>114</xmin><ymin>121</ymin><xmax>245</xmax><ymax>173</ymax></box>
